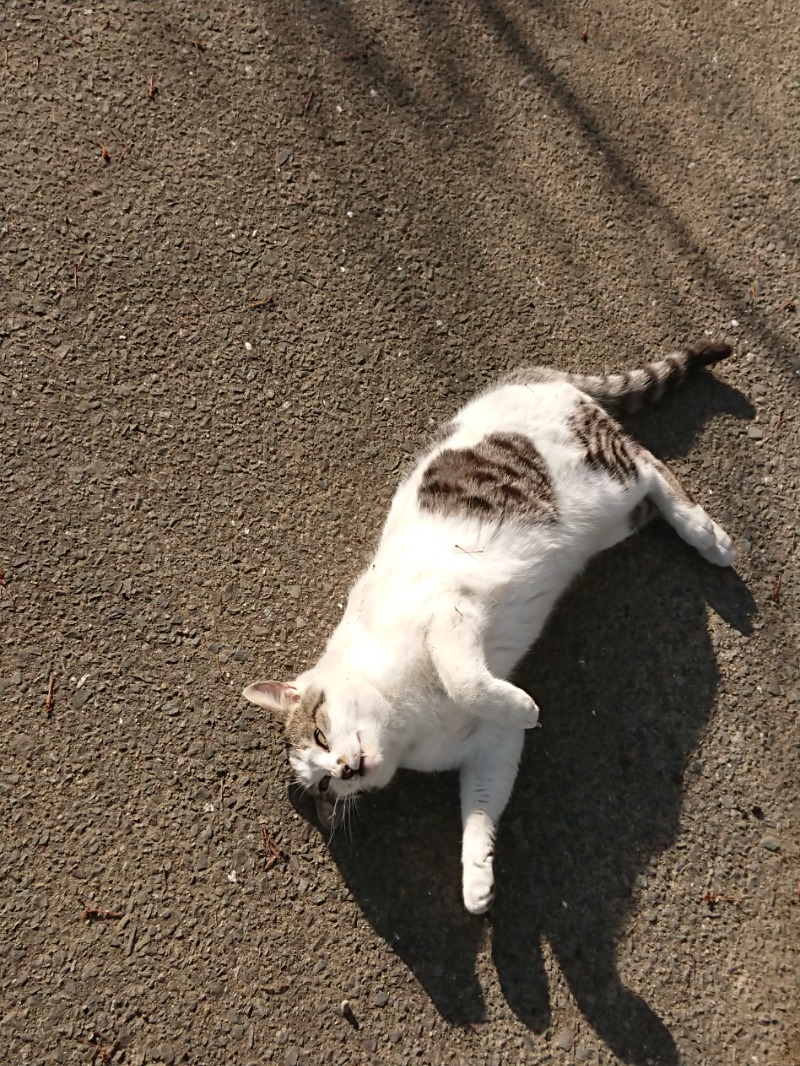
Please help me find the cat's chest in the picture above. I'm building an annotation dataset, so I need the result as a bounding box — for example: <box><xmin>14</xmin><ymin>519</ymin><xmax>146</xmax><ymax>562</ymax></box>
<box><xmin>397</xmin><ymin>712</ymin><xmax>483</xmax><ymax>772</ymax></box>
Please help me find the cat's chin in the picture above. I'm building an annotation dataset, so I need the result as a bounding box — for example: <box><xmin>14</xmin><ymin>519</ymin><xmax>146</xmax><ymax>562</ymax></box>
<box><xmin>314</xmin><ymin>795</ymin><xmax>338</xmax><ymax>830</ymax></box>
<box><xmin>312</xmin><ymin>762</ymin><xmax>398</xmax><ymax>831</ymax></box>
<box><xmin>313</xmin><ymin>788</ymin><xmax>361</xmax><ymax>831</ymax></box>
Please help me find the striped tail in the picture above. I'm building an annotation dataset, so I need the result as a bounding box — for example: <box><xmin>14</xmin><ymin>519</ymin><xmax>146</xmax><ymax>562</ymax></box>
<box><xmin>566</xmin><ymin>341</ymin><xmax>733</xmax><ymax>414</ymax></box>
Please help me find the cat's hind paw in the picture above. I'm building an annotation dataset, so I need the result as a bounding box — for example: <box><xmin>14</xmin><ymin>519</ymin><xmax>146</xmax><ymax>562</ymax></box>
<box><xmin>463</xmin><ymin>859</ymin><xmax>495</xmax><ymax>915</ymax></box>
<box><xmin>699</xmin><ymin>521</ymin><xmax>736</xmax><ymax>567</ymax></box>
<box><xmin>681</xmin><ymin>507</ymin><xmax>736</xmax><ymax>567</ymax></box>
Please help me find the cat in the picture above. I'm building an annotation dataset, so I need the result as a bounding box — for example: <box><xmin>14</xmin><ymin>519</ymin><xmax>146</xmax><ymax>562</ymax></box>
<box><xmin>244</xmin><ymin>342</ymin><xmax>735</xmax><ymax>914</ymax></box>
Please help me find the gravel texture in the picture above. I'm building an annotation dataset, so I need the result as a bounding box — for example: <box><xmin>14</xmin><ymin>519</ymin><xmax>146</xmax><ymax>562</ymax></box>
<box><xmin>1</xmin><ymin>1</ymin><xmax>798</xmax><ymax>1064</ymax></box>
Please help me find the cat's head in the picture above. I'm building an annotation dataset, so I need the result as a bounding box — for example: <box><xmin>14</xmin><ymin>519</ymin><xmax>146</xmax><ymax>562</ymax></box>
<box><xmin>242</xmin><ymin>671</ymin><xmax>396</xmax><ymax>830</ymax></box>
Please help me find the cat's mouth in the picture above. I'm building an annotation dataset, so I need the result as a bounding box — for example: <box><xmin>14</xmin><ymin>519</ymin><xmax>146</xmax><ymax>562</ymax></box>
<box><xmin>339</xmin><ymin>733</ymin><xmax>367</xmax><ymax>781</ymax></box>
<box><xmin>340</xmin><ymin>755</ymin><xmax>366</xmax><ymax>781</ymax></box>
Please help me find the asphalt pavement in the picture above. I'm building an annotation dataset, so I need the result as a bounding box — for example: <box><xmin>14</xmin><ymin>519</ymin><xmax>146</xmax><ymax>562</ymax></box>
<box><xmin>1</xmin><ymin>1</ymin><xmax>798</xmax><ymax>1064</ymax></box>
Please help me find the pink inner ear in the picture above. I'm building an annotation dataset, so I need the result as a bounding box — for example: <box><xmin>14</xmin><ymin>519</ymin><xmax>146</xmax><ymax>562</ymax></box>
<box><xmin>243</xmin><ymin>681</ymin><xmax>300</xmax><ymax>712</ymax></box>
<box><xmin>257</xmin><ymin>682</ymin><xmax>299</xmax><ymax>704</ymax></box>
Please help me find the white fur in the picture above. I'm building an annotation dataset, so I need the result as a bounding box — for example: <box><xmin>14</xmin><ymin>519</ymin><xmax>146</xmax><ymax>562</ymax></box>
<box><xmin>245</xmin><ymin>378</ymin><xmax>734</xmax><ymax>913</ymax></box>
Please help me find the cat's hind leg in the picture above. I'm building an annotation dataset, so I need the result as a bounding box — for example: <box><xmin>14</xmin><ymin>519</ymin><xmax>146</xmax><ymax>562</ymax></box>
<box><xmin>427</xmin><ymin>606</ymin><xmax>540</xmax><ymax>729</ymax></box>
<box><xmin>459</xmin><ymin>726</ymin><xmax>525</xmax><ymax>914</ymax></box>
<box><xmin>639</xmin><ymin>451</ymin><xmax>735</xmax><ymax>566</ymax></box>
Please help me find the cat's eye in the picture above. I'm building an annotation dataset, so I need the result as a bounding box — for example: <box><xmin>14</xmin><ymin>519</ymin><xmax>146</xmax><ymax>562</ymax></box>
<box><xmin>318</xmin><ymin>775</ymin><xmax>331</xmax><ymax>794</ymax></box>
<box><xmin>314</xmin><ymin>727</ymin><xmax>329</xmax><ymax>750</ymax></box>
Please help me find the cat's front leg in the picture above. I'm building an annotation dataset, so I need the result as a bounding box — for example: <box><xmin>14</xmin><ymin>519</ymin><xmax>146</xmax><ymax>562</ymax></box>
<box><xmin>427</xmin><ymin>607</ymin><xmax>540</xmax><ymax>729</ymax></box>
<box><xmin>459</xmin><ymin>727</ymin><xmax>526</xmax><ymax>914</ymax></box>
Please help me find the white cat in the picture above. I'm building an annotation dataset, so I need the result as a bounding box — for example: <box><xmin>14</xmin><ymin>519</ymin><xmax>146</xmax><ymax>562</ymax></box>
<box><xmin>244</xmin><ymin>343</ymin><xmax>735</xmax><ymax>914</ymax></box>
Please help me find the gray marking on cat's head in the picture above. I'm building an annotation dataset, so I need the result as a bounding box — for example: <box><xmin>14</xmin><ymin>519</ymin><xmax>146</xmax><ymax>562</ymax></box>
<box><xmin>243</xmin><ymin>671</ymin><xmax>397</xmax><ymax>831</ymax></box>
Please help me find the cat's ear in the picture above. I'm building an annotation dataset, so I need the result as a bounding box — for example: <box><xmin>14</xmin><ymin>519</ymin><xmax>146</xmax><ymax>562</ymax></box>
<box><xmin>242</xmin><ymin>681</ymin><xmax>300</xmax><ymax>715</ymax></box>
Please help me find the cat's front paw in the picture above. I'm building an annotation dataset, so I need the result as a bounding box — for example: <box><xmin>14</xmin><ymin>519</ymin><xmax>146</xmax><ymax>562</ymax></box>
<box><xmin>506</xmin><ymin>685</ymin><xmax>540</xmax><ymax>730</ymax></box>
<box><xmin>463</xmin><ymin>858</ymin><xmax>495</xmax><ymax>915</ymax></box>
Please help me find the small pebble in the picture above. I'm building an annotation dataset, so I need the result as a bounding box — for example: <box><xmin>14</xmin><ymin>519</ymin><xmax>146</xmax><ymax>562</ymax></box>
<box><xmin>760</xmin><ymin>835</ymin><xmax>780</xmax><ymax>852</ymax></box>
<box><xmin>555</xmin><ymin>1028</ymin><xmax>574</xmax><ymax>1051</ymax></box>
<box><xmin>373</xmin><ymin>990</ymin><xmax>389</xmax><ymax>1007</ymax></box>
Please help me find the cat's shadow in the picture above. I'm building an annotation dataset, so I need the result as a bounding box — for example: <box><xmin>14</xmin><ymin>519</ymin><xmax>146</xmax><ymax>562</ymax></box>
<box><xmin>624</xmin><ymin>370</ymin><xmax>754</xmax><ymax>457</ymax></box>
<box><xmin>290</xmin><ymin>380</ymin><xmax>757</xmax><ymax>1065</ymax></box>
<box><xmin>292</xmin><ymin>537</ymin><xmax>755</xmax><ymax>1063</ymax></box>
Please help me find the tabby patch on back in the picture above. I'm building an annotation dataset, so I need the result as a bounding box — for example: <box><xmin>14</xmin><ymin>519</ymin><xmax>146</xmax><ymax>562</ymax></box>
<box><xmin>419</xmin><ymin>432</ymin><xmax>557</xmax><ymax>521</ymax></box>
<box><xmin>244</xmin><ymin>341</ymin><xmax>736</xmax><ymax>916</ymax></box>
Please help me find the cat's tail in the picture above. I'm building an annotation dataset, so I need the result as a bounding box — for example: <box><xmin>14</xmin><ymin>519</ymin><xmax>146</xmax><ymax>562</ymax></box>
<box><xmin>563</xmin><ymin>341</ymin><xmax>733</xmax><ymax>414</ymax></box>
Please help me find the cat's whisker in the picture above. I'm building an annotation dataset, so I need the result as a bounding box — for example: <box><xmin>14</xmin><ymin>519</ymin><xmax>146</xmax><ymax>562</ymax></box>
<box><xmin>338</xmin><ymin>794</ymin><xmax>352</xmax><ymax>842</ymax></box>
<box><xmin>288</xmin><ymin>781</ymin><xmax>310</xmax><ymax>803</ymax></box>
<box><xmin>329</xmin><ymin>792</ymin><xmax>357</xmax><ymax>842</ymax></box>
<box><xmin>349</xmin><ymin>795</ymin><xmax>364</xmax><ymax>838</ymax></box>
<box><xmin>325</xmin><ymin>802</ymin><xmax>339</xmax><ymax>845</ymax></box>
<box><xmin>326</xmin><ymin>792</ymin><xmax>348</xmax><ymax>843</ymax></box>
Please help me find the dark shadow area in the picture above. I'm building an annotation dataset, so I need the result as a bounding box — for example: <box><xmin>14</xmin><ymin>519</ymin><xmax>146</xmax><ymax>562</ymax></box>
<box><xmin>291</xmin><ymin>772</ymin><xmax>489</xmax><ymax>1022</ymax></box>
<box><xmin>469</xmin><ymin>0</ymin><xmax>800</xmax><ymax>378</ymax></box>
<box><xmin>622</xmin><ymin>369</ymin><xmax>756</xmax><ymax>458</ymax></box>
<box><xmin>290</xmin><ymin>382</ymin><xmax>757</xmax><ymax>1064</ymax></box>
<box><xmin>294</xmin><ymin>0</ymin><xmax>800</xmax><ymax>382</ymax></box>
<box><xmin>491</xmin><ymin>541</ymin><xmax>755</xmax><ymax>1064</ymax></box>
